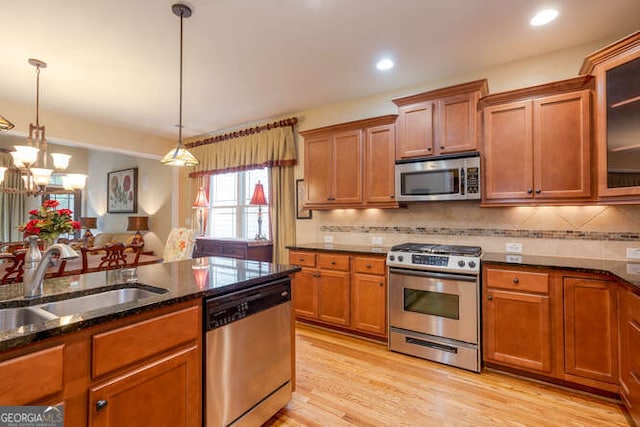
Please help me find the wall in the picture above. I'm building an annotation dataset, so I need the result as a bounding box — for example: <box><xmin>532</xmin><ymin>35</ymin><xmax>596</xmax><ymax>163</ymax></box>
<box><xmin>85</xmin><ymin>150</ymin><xmax>173</xmax><ymax>256</ymax></box>
<box><xmin>293</xmin><ymin>34</ymin><xmax>640</xmax><ymax>261</ymax></box>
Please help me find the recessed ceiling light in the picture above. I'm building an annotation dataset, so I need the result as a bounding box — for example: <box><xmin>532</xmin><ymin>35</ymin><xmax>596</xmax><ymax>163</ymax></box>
<box><xmin>530</xmin><ymin>9</ymin><xmax>558</xmax><ymax>26</ymax></box>
<box><xmin>376</xmin><ymin>58</ymin><xmax>394</xmax><ymax>71</ymax></box>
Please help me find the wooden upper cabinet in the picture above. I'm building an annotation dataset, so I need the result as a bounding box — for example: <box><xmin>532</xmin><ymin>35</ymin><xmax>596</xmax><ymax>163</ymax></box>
<box><xmin>580</xmin><ymin>31</ymin><xmax>640</xmax><ymax>201</ymax></box>
<box><xmin>481</xmin><ymin>77</ymin><xmax>594</xmax><ymax>204</ymax></box>
<box><xmin>393</xmin><ymin>79</ymin><xmax>488</xmax><ymax>160</ymax></box>
<box><xmin>300</xmin><ymin>115</ymin><xmax>398</xmax><ymax>209</ymax></box>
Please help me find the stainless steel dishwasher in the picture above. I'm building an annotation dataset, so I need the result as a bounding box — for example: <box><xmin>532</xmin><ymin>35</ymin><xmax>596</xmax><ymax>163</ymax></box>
<box><xmin>204</xmin><ymin>277</ymin><xmax>292</xmax><ymax>427</ymax></box>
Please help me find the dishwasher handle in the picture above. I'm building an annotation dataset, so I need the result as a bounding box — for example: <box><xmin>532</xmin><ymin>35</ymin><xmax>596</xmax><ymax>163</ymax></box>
<box><xmin>204</xmin><ymin>277</ymin><xmax>291</xmax><ymax>331</ymax></box>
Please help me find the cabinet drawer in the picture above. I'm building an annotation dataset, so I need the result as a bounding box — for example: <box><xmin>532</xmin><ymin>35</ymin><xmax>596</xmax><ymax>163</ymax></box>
<box><xmin>289</xmin><ymin>251</ymin><xmax>316</xmax><ymax>268</ymax></box>
<box><xmin>485</xmin><ymin>268</ymin><xmax>549</xmax><ymax>294</ymax></box>
<box><xmin>0</xmin><ymin>345</ymin><xmax>64</xmax><ymax>405</ymax></box>
<box><xmin>353</xmin><ymin>256</ymin><xmax>386</xmax><ymax>275</ymax></box>
<box><xmin>318</xmin><ymin>253</ymin><xmax>350</xmax><ymax>271</ymax></box>
<box><xmin>92</xmin><ymin>305</ymin><xmax>200</xmax><ymax>378</ymax></box>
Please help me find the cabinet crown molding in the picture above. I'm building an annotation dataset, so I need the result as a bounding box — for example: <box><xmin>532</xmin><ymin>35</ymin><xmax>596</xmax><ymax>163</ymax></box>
<box><xmin>479</xmin><ymin>76</ymin><xmax>594</xmax><ymax>108</ymax></box>
<box><xmin>580</xmin><ymin>30</ymin><xmax>640</xmax><ymax>75</ymax></box>
<box><xmin>392</xmin><ymin>79</ymin><xmax>488</xmax><ymax>107</ymax></box>
<box><xmin>298</xmin><ymin>114</ymin><xmax>397</xmax><ymax>137</ymax></box>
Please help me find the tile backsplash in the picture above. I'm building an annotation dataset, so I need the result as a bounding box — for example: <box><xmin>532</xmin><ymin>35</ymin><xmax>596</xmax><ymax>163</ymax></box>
<box><xmin>297</xmin><ymin>202</ymin><xmax>640</xmax><ymax>260</ymax></box>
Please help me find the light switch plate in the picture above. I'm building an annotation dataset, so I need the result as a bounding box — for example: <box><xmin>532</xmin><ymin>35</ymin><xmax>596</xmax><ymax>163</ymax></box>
<box><xmin>505</xmin><ymin>242</ymin><xmax>522</xmax><ymax>253</ymax></box>
<box><xmin>626</xmin><ymin>248</ymin><xmax>640</xmax><ymax>259</ymax></box>
<box><xmin>324</xmin><ymin>235</ymin><xmax>334</xmax><ymax>243</ymax></box>
<box><xmin>372</xmin><ymin>236</ymin><xmax>383</xmax><ymax>246</ymax></box>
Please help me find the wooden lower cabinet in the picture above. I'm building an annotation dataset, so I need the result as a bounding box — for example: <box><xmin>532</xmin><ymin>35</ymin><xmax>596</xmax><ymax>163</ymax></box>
<box><xmin>620</xmin><ymin>287</ymin><xmax>640</xmax><ymax>426</ymax></box>
<box><xmin>289</xmin><ymin>250</ymin><xmax>387</xmax><ymax>339</ymax></box>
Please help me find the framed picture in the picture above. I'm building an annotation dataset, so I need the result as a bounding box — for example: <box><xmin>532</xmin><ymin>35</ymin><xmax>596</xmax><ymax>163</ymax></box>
<box><xmin>296</xmin><ymin>179</ymin><xmax>312</xmax><ymax>220</ymax></box>
<box><xmin>107</xmin><ymin>167</ymin><xmax>138</xmax><ymax>213</ymax></box>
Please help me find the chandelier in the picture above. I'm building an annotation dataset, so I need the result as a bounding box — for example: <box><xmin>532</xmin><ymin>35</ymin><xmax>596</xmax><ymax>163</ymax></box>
<box><xmin>0</xmin><ymin>58</ymin><xmax>87</xmax><ymax>195</ymax></box>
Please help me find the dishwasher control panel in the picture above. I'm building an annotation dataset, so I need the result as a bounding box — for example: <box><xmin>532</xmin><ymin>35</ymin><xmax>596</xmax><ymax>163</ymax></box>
<box><xmin>205</xmin><ymin>278</ymin><xmax>291</xmax><ymax>331</ymax></box>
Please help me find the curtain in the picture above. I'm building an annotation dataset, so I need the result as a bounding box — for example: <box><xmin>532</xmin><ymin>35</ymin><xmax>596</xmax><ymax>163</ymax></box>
<box><xmin>186</xmin><ymin>124</ymin><xmax>297</xmax><ymax>263</ymax></box>
<box><xmin>0</xmin><ymin>166</ymin><xmax>27</xmax><ymax>242</ymax></box>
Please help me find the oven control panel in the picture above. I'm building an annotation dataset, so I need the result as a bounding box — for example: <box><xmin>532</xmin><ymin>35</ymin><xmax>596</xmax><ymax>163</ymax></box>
<box><xmin>386</xmin><ymin>252</ymin><xmax>480</xmax><ymax>273</ymax></box>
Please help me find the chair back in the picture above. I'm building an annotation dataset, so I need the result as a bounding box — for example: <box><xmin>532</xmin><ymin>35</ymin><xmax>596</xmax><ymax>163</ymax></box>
<box><xmin>81</xmin><ymin>243</ymin><xmax>128</xmax><ymax>273</ymax></box>
<box><xmin>163</xmin><ymin>228</ymin><xmax>195</xmax><ymax>262</ymax></box>
<box><xmin>0</xmin><ymin>250</ymin><xmax>26</xmax><ymax>284</ymax></box>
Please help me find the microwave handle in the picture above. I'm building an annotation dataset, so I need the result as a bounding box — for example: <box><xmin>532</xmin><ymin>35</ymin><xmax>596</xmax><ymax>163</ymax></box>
<box><xmin>460</xmin><ymin>167</ymin><xmax>465</xmax><ymax>195</ymax></box>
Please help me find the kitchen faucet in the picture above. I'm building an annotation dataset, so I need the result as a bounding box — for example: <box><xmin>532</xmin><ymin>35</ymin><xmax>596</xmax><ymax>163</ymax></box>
<box><xmin>23</xmin><ymin>243</ymin><xmax>79</xmax><ymax>298</ymax></box>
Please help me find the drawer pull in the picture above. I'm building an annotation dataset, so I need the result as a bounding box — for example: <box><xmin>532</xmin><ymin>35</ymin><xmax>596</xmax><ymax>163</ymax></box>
<box><xmin>331</xmin><ymin>261</ymin><xmax>336</xmax><ymax>265</ymax></box>
<box><xmin>96</xmin><ymin>400</ymin><xmax>108</xmax><ymax>411</ymax></box>
<box><xmin>487</xmin><ymin>295</ymin><xmax>493</xmax><ymax>301</ymax></box>
<box><xmin>379</xmin><ymin>282</ymin><xmax>384</xmax><ymax>286</ymax></box>
<box><xmin>366</xmin><ymin>264</ymin><xmax>372</xmax><ymax>269</ymax></box>
<box><xmin>513</xmin><ymin>277</ymin><xmax>519</xmax><ymax>284</ymax></box>
<box><xmin>632</xmin><ymin>370</ymin><xmax>640</xmax><ymax>385</ymax></box>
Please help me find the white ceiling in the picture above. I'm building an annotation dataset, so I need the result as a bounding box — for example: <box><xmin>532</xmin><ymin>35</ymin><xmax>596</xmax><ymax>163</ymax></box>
<box><xmin>1</xmin><ymin>0</ymin><xmax>639</xmax><ymax>141</ymax></box>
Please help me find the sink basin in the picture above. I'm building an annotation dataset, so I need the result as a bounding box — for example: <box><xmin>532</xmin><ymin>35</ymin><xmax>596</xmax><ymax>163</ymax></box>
<box><xmin>38</xmin><ymin>287</ymin><xmax>167</xmax><ymax>317</ymax></box>
<box><xmin>0</xmin><ymin>307</ymin><xmax>58</xmax><ymax>330</ymax></box>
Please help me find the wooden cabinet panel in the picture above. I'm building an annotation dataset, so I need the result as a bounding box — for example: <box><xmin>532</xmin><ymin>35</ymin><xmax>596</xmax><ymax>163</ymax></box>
<box><xmin>317</xmin><ymin>253</ymin><xmax>350</xmax><ymax>271</ymax></box>
<box><xmin>92</xmin><ymin>306</ymin><xmax>200</xmax><ymax>378</ymax></box>
<box><xmin>291</xmin><ymin>267</ymin><xmax>318</xmax><ymax>319</ymax></box>
<box><xmin>89</xmin><ymin>346</ymin><xmax>201</xmax><ymax>427</ymax></box>
<box><xmin>620</xmin><ymin>288</ymin><xmax>640</xmax><ymax>425</ymax></box>
<box><xmin>0</xmin><ymin>345</ymin><xmax>64</xmax><ymax>405</ymax></box>
<box><xmin>304</xmin><ymin>135</ymin><xmax>332</xmax><ymax>205</ymax></box>
<box><xmin>351</xmin><ymin>273</ymin><xmax>386</xmax><ymax>336</ymax></box>
<box><xmin>193</xmin><ymin>238</ymin><xmax>272</xmax><ymax>262</ymax></box>
<box><xmin>289</xmin><ymin>250</ymin><xmax>316</xmax><ymax>268</ymax></box>
<box><xmin>533</xmin><ymin>91</ymin><xmax>591</xmax><ymax>199</ymax></box>
<box><xmin>318</xmin><ymin>270</ymin><xmax>350</xmax><ymax>326</ymax></box>
<box><xmin>483</xmin><ymin>100</ymin><xmax>534</xmax><ymax>200</ymax></box>
<box><xmin>438</xmin><ymin>93</ymin><xmax>478</xmax><ymax>154</ymax></box>
<box><xmin>353</xmin><ymin>256</ymin><xmax>386</xmax><ymax>275</ymax></box>
<box><xmin>485</xmin><ymin>267</ymin><xmax>549</xmax><ymax>293</ymax></box>
<box><xmin>365</xmin><ymin>124</ymin><xmax>396</xmax><ymax>204</ymax></box>
<box><xmin>484</xmin><ymin>289</ymin><xmax>552</xmax><ymax>373</ymax></box>
<box><xmin>396</xmin><ymin>101</ymin><xmax>435</xmax><ymax>159</ymax></box>
<box><xmin>563</xmin><ymin>277</ymin><xmax>617</xmax><ymax>384</ymax></box>
<box><xmin>333</xmin><ymin>130</ymin><xmax>363</xmax><ymax>204</ymax></box>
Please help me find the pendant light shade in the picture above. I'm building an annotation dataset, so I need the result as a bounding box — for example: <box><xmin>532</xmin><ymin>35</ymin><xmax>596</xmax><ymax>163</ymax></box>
<box><xmin>161</xmin><ymin>3</ymin><xmax>199</xmax><ymax>167</ymax></box>
<box><xmin>0</xmin><ymin>115</ymin><xmax>14</xmax><ymax>131</ymax></box>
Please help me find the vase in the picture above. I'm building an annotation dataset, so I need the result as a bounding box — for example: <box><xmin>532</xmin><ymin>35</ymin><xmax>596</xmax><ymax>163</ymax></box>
<box><xmin>25</xmin><ymin>235</ymin><xmax>42</xmax><ymax>265</ymax></box>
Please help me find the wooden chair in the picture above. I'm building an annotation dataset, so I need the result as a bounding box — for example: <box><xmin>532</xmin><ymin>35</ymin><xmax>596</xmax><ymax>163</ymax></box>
<box><xmin>0</xmin><ymin>250</ymin><xmax>26</xmax><ymax>284</ymax></box>
<box><xmin>80</xmin><ymin>243</ymin><xmax>143</xmax><ymax>273</ymax></box>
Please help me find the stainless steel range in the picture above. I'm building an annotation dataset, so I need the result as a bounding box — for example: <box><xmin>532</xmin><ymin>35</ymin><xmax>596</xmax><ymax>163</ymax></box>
<box><xmin>387</xmin><ymin>243</ymin><xmax>481</xmax><ymax>372</ymax></box>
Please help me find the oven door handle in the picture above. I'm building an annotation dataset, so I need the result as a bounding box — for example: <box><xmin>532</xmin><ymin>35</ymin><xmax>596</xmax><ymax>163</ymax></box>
<box><xmin>389</xmin><ymin>268</ymin><xmax>477</xmax><ymax>283</ymax></box>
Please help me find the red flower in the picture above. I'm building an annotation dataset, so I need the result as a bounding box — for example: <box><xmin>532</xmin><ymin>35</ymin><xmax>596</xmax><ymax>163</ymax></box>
<box><xmin>70</xmin><ymin>221</ymin><xmax>82</xmax><ymax>230</ymax></box>
<box><xmin>22</xmin><ymin>219</ymin><xmax>41</xmax><ymax>235</ymax></box>
<box><xmin>57</xmin><ymin>208</ymin><xmax>73</xmax><ymax>216</ymax></box>
<box><xmin>28</xmin><ymin>209</ymin><xmax>38</xmax><ymax>215</ymax></box>
<box><xmin>43</xmin><ymin>200</ymin><xmax>60</xmax><ymax>208</ymax></box>
<box><xmin>123</xmin><ymin>175</ymin><xmax>131</xmax><ymax>192</ymax></box>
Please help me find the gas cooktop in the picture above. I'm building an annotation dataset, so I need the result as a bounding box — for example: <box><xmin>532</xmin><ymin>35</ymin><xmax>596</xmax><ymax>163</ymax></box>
<box><xmin>387</xmin><ymin>243</ymin><xmax>482</xmax><ymax>274</ymax></box>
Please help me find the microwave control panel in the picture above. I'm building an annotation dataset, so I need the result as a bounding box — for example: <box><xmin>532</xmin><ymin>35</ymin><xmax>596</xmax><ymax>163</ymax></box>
<box><xmin>466</xmin><ymin>167</ymin><xmax>479</xmax><ymax>194</ymax></box>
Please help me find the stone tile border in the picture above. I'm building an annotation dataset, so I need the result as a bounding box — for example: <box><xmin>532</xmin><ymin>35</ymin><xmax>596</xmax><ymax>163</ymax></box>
<box><xmin>319</xmin><ymin>225</ymin><xmax>640</xmax><ymax>242</ymax></box>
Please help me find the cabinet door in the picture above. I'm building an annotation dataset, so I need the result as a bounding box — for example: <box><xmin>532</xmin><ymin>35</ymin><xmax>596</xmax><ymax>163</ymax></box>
<box><xmin>351</xmin><ymin>273</ymin><xmax>386</xmax><ymax>336</ymax></box>
<box><xmin>291</xmin><ymin>267</ymin><xmax>318</xmax><ymax>319</ymax></box>
<box><xmin>484</xmin><ymin>289</ymin><xmax>552</xmax><ymax>373</ymax></box>
<box><xmin>89</xmin><ymin>346</ymin><xmax>201</xmax><ymax>427</ymax></box>
<box><xmin>483</xmin><ymin>100</ymin><xmax>534</xmax><ymax>200</ymax></box>
<box><xmin>619</xmin><ymin>289</ymin><xmax>640</xmax><ymax>426</ymax></box>
<box><xmin>396</xmin><ymin>101</ymin><xmax>435</xmax><ymax>159</ymax></box>
<box><xmin>364</xmin><ymin>124</ymin><xmax>396</xmax><ymax>204</ymax></box>
<box><xmin>318</xmin><ymin>269</ymin><xmax>350</xmax><ymax>326</ymax></box>
<box><xmin>304</xmin><ymin>135</ymin><xmax>332</xmax><ymax>204</ymax></box>
<box><xmin>437</xmin><ymin>93</ymin><xmax>477</xmax><ymax>154</ymax></box>
<box><xmin>332</xmin><ymin>130</ymin><xmax>363</xmax><ymax>204</ymax></box>
<box><xmin>563</xmin><ymin>277</ymin><xmax>617</xmax><ymax>384</ymax></box>
<box><xmin>533</xmin><ymin>91</ymin><xmax>591</xmax><ymax>199</ymax></box>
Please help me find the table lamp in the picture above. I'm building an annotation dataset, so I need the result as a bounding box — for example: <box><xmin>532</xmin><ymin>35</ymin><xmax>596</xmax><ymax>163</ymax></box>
<box><xmin>80</xmin><ymin>217</ymin><xmax>98</xmax><ymax>246</ymax></box>
<box><xmin>249</xmin><ymin>181</ymin><xmax>267</xmax><ymax>240</ymax></box>
<box><xmin>127</xmin><ymin>216</ymin><xmax>149</xmax><ymax>245</ymax></box>
<box><xmin>193</xmin><ymin>187</ymin><xmax>209</xmax><ymax>236</ymax></box>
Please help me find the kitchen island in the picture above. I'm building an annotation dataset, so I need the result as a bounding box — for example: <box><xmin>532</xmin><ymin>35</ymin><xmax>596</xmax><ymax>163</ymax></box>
<box><xmin>0</xmin><ymin>256</ymin><xmax>300</xmax><ymax>426</ymax></box>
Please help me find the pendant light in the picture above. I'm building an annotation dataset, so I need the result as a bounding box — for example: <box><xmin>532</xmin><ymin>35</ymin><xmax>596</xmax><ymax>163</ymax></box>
<box><xmin>161</xmin><ymin>3</ymin><xmax>199</xmax><ymax>167</ymax></box>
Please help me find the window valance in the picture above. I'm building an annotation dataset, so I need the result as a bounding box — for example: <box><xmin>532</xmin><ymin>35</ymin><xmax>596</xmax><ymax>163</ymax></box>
<box><xmin>187</xmin><ymin>121</ymin><xmax>297</xmax><ymax>178</ymax></box>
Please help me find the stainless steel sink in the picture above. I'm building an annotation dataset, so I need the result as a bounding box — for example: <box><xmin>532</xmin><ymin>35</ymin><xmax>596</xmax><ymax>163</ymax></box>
<box><xmin>0</xmin><ymin>306</ymin><xmax>58</xmax><ymax>330</ymax></box>
<box><xmin>37</xmin><ymin>287</ymin><xmax>167</xmax><ymax>317</ymax></box>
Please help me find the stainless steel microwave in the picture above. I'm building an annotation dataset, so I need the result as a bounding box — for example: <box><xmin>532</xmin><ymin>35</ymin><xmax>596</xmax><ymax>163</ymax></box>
<box><xmin>395</xmin><ymin>153</ymin><xmax>481</xmax><ymax>202</ymax></box>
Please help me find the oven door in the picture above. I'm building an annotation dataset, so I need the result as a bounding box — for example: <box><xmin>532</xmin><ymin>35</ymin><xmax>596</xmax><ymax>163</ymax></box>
<box><xmin>389</xmin><ymin>268</ymin><xmax>478</xmax><ymax>344</ymax></box>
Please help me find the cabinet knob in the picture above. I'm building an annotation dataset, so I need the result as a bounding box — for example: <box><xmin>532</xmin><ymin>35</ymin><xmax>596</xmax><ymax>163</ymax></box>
<box><xmin>366</xmin><ymin>264</ymin><xmax>372</xmax><ymax>268</ymax></box>
<box><xmin>389</xmin><ymin>194</ymin><xmax>395</xmax><ymax>198</ymax></box>
<box><xmin>527</xmin><ymin>188</ymin><xmax>533</xmax><ymax>194</ymax></box>
<box><xmin>513</xmin><ymin>277</ymin><xmax>519</xmax><ymax>284</ymax></box>
<box><xmin>535</xmin><ymin>188</ymin><xmax>541</xmax><ymax>194</ymax></box>
<box><xmin>96</xmin><ymin>400</ymin><xmax>108</xmax><ymax>411</ymax></box>
<box><xmin>299</xmin><ymin>258</ymin><xmax>305</xmax><ymax>262</ymax></box>
<box><xmin>379</xmin><ymin>282</ymin><xmax>384</xmax><ymax>286</ymax></box>
<box><xmin>331</xmin><ymin>261</ymin><xmax>336</xmax><ymax>265</ymax></box>
<box><xmin>440</xmin><ymin>146</ymin><xmax>445</xmax><ymax>149</ymax></box>
<box><xmin>487</xmin><ymin>295</ymin><xmax>493</xmax><ymax>301</ymax></box>
<box><xmin>427</xmin><ymin>148</ymin><xmax>432</xmax><ymax>151</ymax></box>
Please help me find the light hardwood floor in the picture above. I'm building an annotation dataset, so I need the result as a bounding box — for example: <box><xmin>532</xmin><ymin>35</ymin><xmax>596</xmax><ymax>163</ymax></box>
<box><xmin>265</xmin><ymin>323</ymin><xmax>630</xmax><ymax>426</ymax></box>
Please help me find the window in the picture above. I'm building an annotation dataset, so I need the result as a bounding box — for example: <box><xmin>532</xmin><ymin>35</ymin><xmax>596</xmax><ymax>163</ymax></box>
<box><xmin>207</xmin><ymin>168</ymin><xmax>270</xmax><ymax>240</ymax></box>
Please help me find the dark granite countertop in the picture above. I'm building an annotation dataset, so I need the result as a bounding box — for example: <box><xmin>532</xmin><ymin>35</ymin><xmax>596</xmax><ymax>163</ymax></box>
<box><xmin>0</xmin><ymin>257</ymin><xmax>300</xmax><ymax>351</ymax></box>
<box><xmin>287</xmin><ymin>242</ymin><xmax>389</xmax><ymax>256</ymax></box>
<box><xmin>482</xmin><ymin>252</ymin><xmax>640</xmax><ymax>291</ymax></box>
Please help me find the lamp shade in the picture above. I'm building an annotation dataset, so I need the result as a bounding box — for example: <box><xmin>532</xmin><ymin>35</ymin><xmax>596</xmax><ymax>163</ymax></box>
<box><xmin>80</xmin><ymin>217</ymin><xmax>97</xmax><ymax>229</ymax></box>
<box><xmin>193</xmin><ymin>187</ymin><xmax>209</xmax><ymax>208</ymax></box>
<box><xmin>0</xmin><ymin>115</ymin><xmax>14</xmax><ymax>131</ymax></box>
<box><xmin>250</xmin><ymin>181</ymin><xmax>267</xmax><ymax>206</ymax></box>
<box><xmin>127</xmin><ymin>216</ymin><xmax>149</xmax><ymax>232</ymax></box>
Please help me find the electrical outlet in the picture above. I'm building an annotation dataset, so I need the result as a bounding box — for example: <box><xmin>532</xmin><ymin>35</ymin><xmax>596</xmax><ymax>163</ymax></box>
<box><xmin>505</xmin><ymin>242</ymin><xmax>522</xmax><ymax>253</ymax></box>
<box><xmin>627</xmin><ymin>263</ymin><xmax>640</xmax><ymax>275</ymax></box>
<box><xmin>505</xmin><ymin>255</ymin><xmax>523</xmax><ymax>263</ymax></box>
<box><xmin>324</xmin><ymin>235</ymin><xmax>334</xmax><ymax>243</ymax></box>
<box><xmin>627</xmin><ymin>248</ymin><xmax>640</xmax><ymax>259</ymax></box>
<box><xmin>372</xmin><ymin>236</ymin><xmax>383</xmax><ymax>246</ymax></box>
